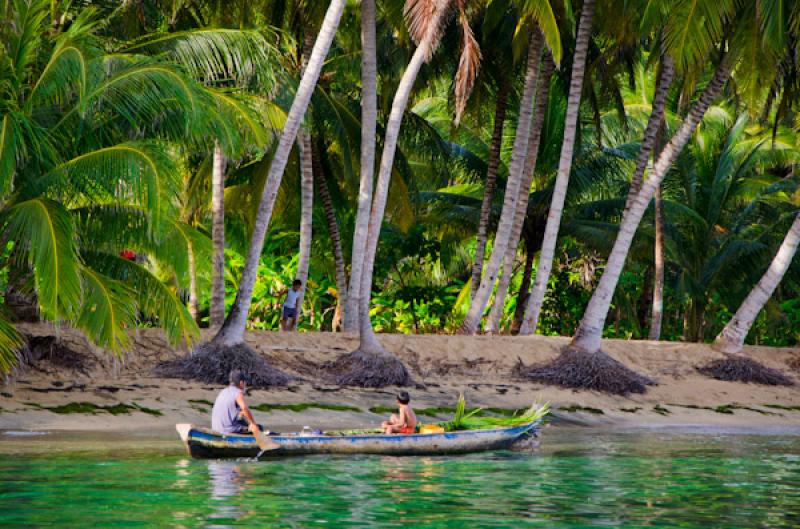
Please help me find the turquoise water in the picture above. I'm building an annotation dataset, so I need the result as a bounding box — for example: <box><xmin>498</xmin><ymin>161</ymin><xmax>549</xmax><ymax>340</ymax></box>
<box><xmin>1</xmin><ymin>428</ymin><xmax>799</xmax><ymax>528</ymax></box>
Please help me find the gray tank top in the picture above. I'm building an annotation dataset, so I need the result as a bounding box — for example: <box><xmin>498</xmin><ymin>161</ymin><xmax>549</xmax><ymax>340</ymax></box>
<box><xmin>211</xmin><ymin>386</ymin><xmax>242</xmax><ymax>433</ymax></box>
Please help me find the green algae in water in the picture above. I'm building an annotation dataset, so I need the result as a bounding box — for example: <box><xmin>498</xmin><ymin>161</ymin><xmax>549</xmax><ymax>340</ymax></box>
<box><xmin>669</xmin><ymin>403</ymin><xmax>778</xmax><ymax>416</ymax></box>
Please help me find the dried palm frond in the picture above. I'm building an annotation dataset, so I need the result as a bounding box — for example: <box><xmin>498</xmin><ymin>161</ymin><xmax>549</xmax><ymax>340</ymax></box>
<box><xmin>404</xmin><ymin>0</ymin><xmax>451</xmax><ymax>52</ymax></box>
<box><xmin>453</xmin><ymin>6</ymin><xmax>481</xmax><ymax>126</ymax></box>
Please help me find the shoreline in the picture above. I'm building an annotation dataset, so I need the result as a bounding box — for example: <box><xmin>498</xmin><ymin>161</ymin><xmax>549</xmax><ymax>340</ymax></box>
<box><xmin>1</xmin><ymin>324</ymin><xmax>799</xmax><ymax>435</ymax></box>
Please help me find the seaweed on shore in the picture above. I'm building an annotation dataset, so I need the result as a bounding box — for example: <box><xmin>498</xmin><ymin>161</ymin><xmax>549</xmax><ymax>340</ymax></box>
<box><xmin>26</xmin><ymin>401</ymin><xmax>162</xmax><ymax>416</ymax></box>
<box><xmin>558</xmin><ymin>405</ymin><xmax>604</xmax><ymax>415</ymax></box>
<box><xmin>251</xmin><ymin>402</ymin><xmax>361</xmax><ymax>413</ymax></box>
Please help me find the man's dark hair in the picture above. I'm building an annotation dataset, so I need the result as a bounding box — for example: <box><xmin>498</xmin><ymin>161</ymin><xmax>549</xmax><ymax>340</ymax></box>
<box><xmin>229</xmin><ymin>369</ymin><xmax>250</xmax><ymax>386</ymax></box>
<box><xmin>397</xmin><ymin>391</ymin><xmax>410</xmax><ymax>404</ymax></box>
<box><xmin>293</xmin><ymin>279</ymin><xmax>302</xmax><ymax>287</ymax></box>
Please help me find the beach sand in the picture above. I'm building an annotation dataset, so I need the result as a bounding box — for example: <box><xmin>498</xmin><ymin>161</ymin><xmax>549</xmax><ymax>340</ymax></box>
<box><xmin>2</xmin><ymin>323</ymin><xmax>799</xmax><ymax>435</ymax></box>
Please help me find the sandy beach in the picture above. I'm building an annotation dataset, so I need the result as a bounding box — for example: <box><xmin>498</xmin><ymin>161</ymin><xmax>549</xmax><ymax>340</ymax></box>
<box><xmin>2</xmin><ymin>323</ymin><xmax>799</xmax><ymax>435</ymax></box>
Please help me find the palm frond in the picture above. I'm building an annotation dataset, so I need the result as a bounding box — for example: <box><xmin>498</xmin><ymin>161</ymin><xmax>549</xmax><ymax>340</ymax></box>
<box><xmin>39</xmin><ymin>142</ymin><xmax>181</xmax><ymax>228</ymax></box>
<box><xmin>85</xmin><ymin>252</ymin><xmax>199</xmax><ymax>347</ymax></box>
<box><xmin>77</xmin><ymin>266</ymin><xmax>136</xmax><ymax>354</ymax></box>
<box><xmin>0</xmin><ymin>313</ymin><xmax>24</xmax><ymax>374</ymax></box>
<box><xmin>4</xmin><ymin>198</ymin><xmax>82</xmax><ymax>322</ymax></box>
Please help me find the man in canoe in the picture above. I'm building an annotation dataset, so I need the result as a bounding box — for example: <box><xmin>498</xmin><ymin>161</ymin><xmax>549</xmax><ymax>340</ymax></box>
<box><xmin>381</xmin><ymin>391</ymin><xmax>417</xmax><ymax>434</ymax></box>
<box><xmin>211</xmin><ymin>370</ymin><xmax>262</xmax><ymax>434</ymax></box>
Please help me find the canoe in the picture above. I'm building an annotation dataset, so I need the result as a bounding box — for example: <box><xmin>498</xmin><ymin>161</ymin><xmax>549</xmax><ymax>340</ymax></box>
<box><xmin>175</xmin><ymin>421</ymin><xmax>541</xmax><ymax>459</ymax></box>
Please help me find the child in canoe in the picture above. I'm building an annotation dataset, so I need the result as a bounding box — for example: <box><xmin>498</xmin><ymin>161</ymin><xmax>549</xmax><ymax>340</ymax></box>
<box><xmin>381</xmin><ymin>391</ymin><xmax>417</xmax><ymax>434</ymax></box>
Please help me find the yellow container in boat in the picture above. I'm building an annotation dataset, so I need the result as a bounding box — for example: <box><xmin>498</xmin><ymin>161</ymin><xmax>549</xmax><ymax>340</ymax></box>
<box><xmin>419</xmin><ymin>424</ymin><xmax>445</xmax><ymax>435</ymax></box>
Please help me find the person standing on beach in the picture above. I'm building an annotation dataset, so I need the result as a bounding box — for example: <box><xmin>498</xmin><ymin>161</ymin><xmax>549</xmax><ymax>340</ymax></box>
<box><xmin>281</xmin><ymin>279</ymin><xmax>303</xmax><ymax>331</ymax></box>
<box><xmin>211</xmin><ymin>370</ymin><xmax>261</xmax><ymax>434</ymax></box>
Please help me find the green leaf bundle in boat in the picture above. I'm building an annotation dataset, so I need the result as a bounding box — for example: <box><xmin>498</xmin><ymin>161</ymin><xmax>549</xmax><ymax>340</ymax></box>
<box><xmin>436</xmin><ymin>395</ymin><xmax>550</xmax><ymax>432</ymax></box>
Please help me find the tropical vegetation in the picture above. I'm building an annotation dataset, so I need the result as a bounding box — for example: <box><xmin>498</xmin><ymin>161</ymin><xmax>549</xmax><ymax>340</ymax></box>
<box><xmin>3</xmin><ymin>0</ymin><xmax>800</xmax><ymax>393</ymax></box>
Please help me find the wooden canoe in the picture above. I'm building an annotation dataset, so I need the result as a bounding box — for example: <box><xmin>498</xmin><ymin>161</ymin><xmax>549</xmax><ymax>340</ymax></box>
<box><xmin>175</xmin><ymin>421</ymin><xmax>541</xmax><ymax>459</ymax></box>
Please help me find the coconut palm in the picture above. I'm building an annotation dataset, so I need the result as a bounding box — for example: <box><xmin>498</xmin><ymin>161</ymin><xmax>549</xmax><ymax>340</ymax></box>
<box><xmin>0</xmin><ymin>1</ymin><xmax>229</xmax><ymax>371</ymax></box>
<box><xmin>165</xmin><ymin>0</ymin><xmax>347</xmax><ymax>386</ymax></box>
<box><xmin>714</xmin><ymin>212</ymin><xmax>800</xmax><ymax>355</ymax></box>
<box><xmin>485</xmin><ymin>52</ymin><xmax>555</xmax><ymax>334</ymax></box>
<box><xmin>515</xmin><ymin>0</ymin><xmax>596</xmax><ymax>334</ymax></box>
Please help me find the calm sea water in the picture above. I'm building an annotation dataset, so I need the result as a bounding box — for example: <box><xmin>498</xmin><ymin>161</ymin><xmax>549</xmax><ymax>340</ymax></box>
<box><xmin>1</xmin><ymin>427</ymin><xmax>799</xmax><ymax>528</ymax></box>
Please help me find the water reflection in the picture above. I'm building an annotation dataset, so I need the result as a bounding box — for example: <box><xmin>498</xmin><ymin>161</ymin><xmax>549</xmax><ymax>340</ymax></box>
<box><xmin>206</xmin><ymin>461</ymin><xmax>244</xmax><ymax>528</ymax></box>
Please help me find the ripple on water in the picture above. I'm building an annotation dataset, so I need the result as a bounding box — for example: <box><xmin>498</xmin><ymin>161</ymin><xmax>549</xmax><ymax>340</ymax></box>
<box><xmin>0</xmin><ymin>429</ymin><xmax>798</xmax><ymax>528</ymax></box>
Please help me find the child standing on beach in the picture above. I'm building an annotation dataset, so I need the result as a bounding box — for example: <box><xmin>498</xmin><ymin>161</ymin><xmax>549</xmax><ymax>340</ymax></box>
<box><xmin>381</xmin><ymin>391</ymin><xmax>417</xmax><ymax>434</ymax></box>
<box><xmin>281</xmin><ymin>279</ymin><xmax>303</xmax><ymax>331</ymax></box>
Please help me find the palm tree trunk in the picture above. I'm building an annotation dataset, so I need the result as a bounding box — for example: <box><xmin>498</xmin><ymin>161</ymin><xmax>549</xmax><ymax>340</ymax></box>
<box><xmin>519</xmin><ymin>0</ymin><xmax>596</xmax><ymax>335</ymax></box>
<box><xmin>294</xmin><ymin>131</ymin><xmax>314</xmax><ymax>330</ymax></box>
<box><xmin>471</xmin><ymin>82</ymin><xmax>510</xmax><ymax>297</ymax></box>
<box><xmin>459</xmin><ymin>32</ymin><xmax>544</xmax><ymax>335</ymax></box>
<box><xmin>486</xmin><ymin>53</ymin><xmax>554</xmax><ymax>334</ymax></box>
<box><xmin>344</xmin><ymin>0</ymin><xmax>377</xmax><ymax>333</ymax></box>
<box><xmin>623</xmin><ymin>55</ymin><xmax>675</xmax><ymax>212</ymax></box>
<box><xmin>313</xmin><ymin>137</ymin><xmax>348</xmax><ymax>329</ymax></box>
<box><xmin>187</xmin><ymin>238</ymin><xmax>199</xmax><ymax>323</ymax></box>
<box><xmin>571</xmin><ymin>56</ymin><xmax>732</xmax><ymax>354</ymax></box>
<box><xmin>714</xmin><ymin>212</ymin><xmax>800</xmax><ymax>354</ymax></box>
<box><xmin>210</xmin><ymin>141</ymin><xmax>227</xmax><ymax>329</ymax></box>
<box><xmin>212</xmin><ymin>0</ymin><xmax>346</xmax><ymax>347</ymax></box>
<box><xmin>648</xmin><ymin>184</ymin><xmax>665</xmax><ymax>340</ymax></box>
<box><xmin>357</xmin><ymin>0</ymin><xmax>451</xmax><ymax>353</ymax></box>
<box><xmin>511</xmin><ymin>247</ymin><xmax>535</xmax><ymax>334</ymax></box>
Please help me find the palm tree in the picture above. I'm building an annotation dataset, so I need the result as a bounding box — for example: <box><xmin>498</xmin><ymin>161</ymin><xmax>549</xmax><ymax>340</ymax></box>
<box><xmin>485</xmin><ymin>52</ymin><xmax>555</xmax><ymax>334</ymax></box>
<box><xmin>328</xmin><ymin>0</ymin><xmax>456</xmax><ymax>385</ymax></box>
<box><xmin>714</xmin><ymin>212</ymin><xmax>800</xmax><ymax>355</ymax></box>
<box><xmin>343</xmin><ymin>0</ymin><xmax>377</xmax><ymax>332</ymax></box>
<box><xmin>210</xmin><ymin>141</ymin><xmax>227</xmax><ymax>329</ymax></box>
<box><xmin>517</xmin><ymin>0</ymin><xmax>596</xmax><ymax>335</ymax></box>
<box><xmin>0</xmin><ymin>1</ymin><xmax>220</xmax><ymax>371</ymax></box>
<box><xmin>176</xmin><ymin>0</ymin><xmax>347</xmax><ymax>385</ymax></box>
<box><xmin>458</xmin><ymin>31</ymin><xmax>545</xmax><ymax>334</ymax></box>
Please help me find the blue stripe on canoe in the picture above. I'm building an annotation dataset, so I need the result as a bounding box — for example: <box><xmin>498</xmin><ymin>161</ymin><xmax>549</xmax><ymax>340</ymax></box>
<box><xmin>190</xmin><ymin>421</ymin><xmax>536</xmax><ymax>445</ymax></box>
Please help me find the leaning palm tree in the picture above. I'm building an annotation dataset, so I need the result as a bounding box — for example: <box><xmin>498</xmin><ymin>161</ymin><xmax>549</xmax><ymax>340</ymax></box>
<box><xmin>526</xmin><ymin>2</ymin><xmax>769</xmax><ymax>395</ymax></box>
<box><xmin>163</xmin><ymin>0</ymin><xmax>347</xmax><ymax>386</ymax></box>
<box><xmin>707</xmin><ymin>211</ymin><xmax>800</xmax><ymax>385</ymax></box>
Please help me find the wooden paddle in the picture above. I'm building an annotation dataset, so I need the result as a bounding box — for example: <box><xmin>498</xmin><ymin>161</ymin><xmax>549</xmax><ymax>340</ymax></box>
<box><xmin>251</xmin><ymin>423</ymin><xmax>280</xmax><ymax>457</ymax></box>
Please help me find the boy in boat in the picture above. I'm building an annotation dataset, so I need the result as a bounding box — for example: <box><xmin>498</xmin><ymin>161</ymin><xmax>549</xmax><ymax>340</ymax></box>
<box><xmin>211</xmin><ymin>370</ymin><xmax>262</xmax><ymax>434</ymax></box>
<box><xmin>381</xmin><ymin>391</ymin><xmax>417</xmax><ymax>434</ymax></box>
<box><xmin>280</xmin><ymin>279</ymin><xmax>303</xmax><ymax>331</ymax></box>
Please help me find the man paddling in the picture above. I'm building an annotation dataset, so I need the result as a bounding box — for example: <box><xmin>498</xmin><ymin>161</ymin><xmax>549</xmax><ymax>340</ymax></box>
<box><xmin>211</xmin><ymin>370</ymin><xmax>262</xmax><ymax>434</ymax></box>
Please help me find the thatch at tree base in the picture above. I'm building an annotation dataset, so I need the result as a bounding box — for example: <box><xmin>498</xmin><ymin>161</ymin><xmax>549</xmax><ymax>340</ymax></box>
<box><xmin>324</xmin><ymin>350</ymin><xmax>412</xmax><ymax>388</ymax></box>
<box><xmin>156</xmin><ymin>341</ymin><xmax>291</xmax><ymax>388</ymax></box>
<box><xmin>697</xmin><ymin>354</ymin><xmax>794</xmax><ymax>386</ymax></box>
<box><xmin>21</xmin><ymin>334</ymin><xmax>93</xmax><ymax>373</ymax></box>
<box><xmin>516</xmin><ymin>348</ymin><xmax>654</xmax><ymax>396</ymax></box>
